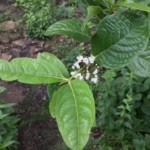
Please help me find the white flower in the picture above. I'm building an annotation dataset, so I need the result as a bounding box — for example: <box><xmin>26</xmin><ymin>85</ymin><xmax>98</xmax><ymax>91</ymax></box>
<box><xmin>74</xmin><ymin>73</ymin><xmax>82</xmax><ymax>78</ymax></box>
<box><xmin>77</xmin><ymin>55</ymin><xmax>84</xmax><ymax>62</ymax></box>
<box><xmin>83</xmin><ymin>57</ymin><xmax>89</xmax><ymax>64</ymax></box>
<box><xmin>85</xmin><ymin>71</ymin><xmax>90</xmax><ymax>80</ymax></box>
<box><xmin>93</xmin><ymin>69</ymin><xmax>98</xmax><ymax>75</ymax></box>
<box><xmin>72</xmin><ymin>66</ymin><xmax>75</xmax><ymax>69</ymax></box>
<box><xmin>79</xmin><ymin>75</ymin><xmax>84</xmax><ymax>80</ymax></box>
<box><xmin>70</xmin><ymin>54</ymin><xmax>100</xmax><ymax>82</ymax></box>
<box><xmin>88</xmin><ymin>55</ymin><xmax>95</xmax><ymax>64</ymax></box>
<box><xmin>94</xmin><ymin>74</ymin><xmax>98</xmax><ymax>78</ymax></box>
<box><xmin>70</xmin><ymin>71</ymin><xmax>76</xmax><ymax>75</ymax></box>
<box><xmin>91</xmin><ymin>77</ymin><xmax>98</xmax><ymax>83</ymax></box>
<box><xmin>74</xmin><ymin>62</ymin><xmax>80</xmax><ymax>69</ymax></box>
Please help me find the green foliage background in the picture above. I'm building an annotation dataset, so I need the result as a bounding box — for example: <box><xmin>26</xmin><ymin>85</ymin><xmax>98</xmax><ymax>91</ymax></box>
<box><xmin>0</xmin><ymin>87</ymin><xmax>19</xmax><ymax>150</ymax></box>
<box><xmin>14</xmin><ymin>0</ymin><xmax>56</xmax><ymax>38</ymax></box>
<box><xmin>90</xmin><ymin>68</ymin><xmax>150</xmax><ymax>150</ymax></box>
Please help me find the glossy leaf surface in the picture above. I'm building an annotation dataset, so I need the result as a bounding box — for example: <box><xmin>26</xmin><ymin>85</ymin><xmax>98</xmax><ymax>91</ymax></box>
<box><xmin>128</xmin><ymin>42</ymin><xmax>150</xmax><ymax>77</ymax></box>
<box><xmin>38</xmin><ymin>52</ymin><xmax>69</xmax><ymax>77</ymax></box>
<box><xmin>84</xmin><ymin>6</ymin><xmax>102</xmax><ymax>25</ymax></box>
<box><xmin>45</xmin><ymin>19</ymin><xmax>90</xmax><ymax>42</ymax></box>
<box><xmin>91</xmin><ymin>11</ymin><xmax>149</xmax><ymax>68</ymax></box>
<box><xmin>0</xmin><ymin>53</ymin><xmax>68</xmax><ymax>84</ymax></box>
<box><xmin>141</xmin><ymin>102</ymin><xmax>150</xmax><ymax>115</ymax></box>
<box><xmin>118</xmin><ymin>2</ymin><xmax>150</xmax><ymax>12</ymax></box>
<box><xmin>50</xmin><ymin>79</ymin><xmax>95</xmax><ymax>150</ymax></box>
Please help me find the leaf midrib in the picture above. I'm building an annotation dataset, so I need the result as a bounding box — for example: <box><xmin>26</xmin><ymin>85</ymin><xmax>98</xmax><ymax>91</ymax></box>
<box><xmin>0</xmin><ymin>70</ymin><xmax>65</xmax><ymax>81</ymax></box>
<box><xmin>69</xmin><ymin>81</ymin><xmax>80</xmax><ymax>150</ymax></box>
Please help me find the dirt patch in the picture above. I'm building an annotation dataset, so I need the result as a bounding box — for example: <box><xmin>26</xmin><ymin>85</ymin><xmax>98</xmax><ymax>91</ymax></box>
<box><xmin>15</xmin><ymin>84</ymin><xmax>66</xmax><ymax>150</ymax></box>
<box><xmin>0</xmin><ymin>81</ymin><xmax>25</xmax><ymax>103</ymax></box>
<box><xmin>18</xmin><ymin>119</ymin><xmax>61</xmax><ymax>150</ymax></box>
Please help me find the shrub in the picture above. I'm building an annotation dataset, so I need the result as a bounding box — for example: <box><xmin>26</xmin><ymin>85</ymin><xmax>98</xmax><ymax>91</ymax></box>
<box><xmin>0</xmin><ymin>87</ymin><xmax>19</xmax><ymax>150</ymax></box>
<box><xmin>92</xmin><ymin>68</ymin><xmax>150</xmax><ymax>150</ymax></box>
<box><xmin>14</xmin><ymin>0</ymin><xmax>56</xmax><ymax>38</ymax></box>
<box><xmin>55</xmin><ymin>1</ymin><xmax>76</xmax><ymax>19</ymax></box>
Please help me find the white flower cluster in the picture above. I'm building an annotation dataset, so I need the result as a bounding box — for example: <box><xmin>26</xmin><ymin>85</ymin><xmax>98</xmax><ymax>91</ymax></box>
<box><xmin>70</xmin><ymin>55</ymin><xmax>99</xmax><ymax>83</ymax></box>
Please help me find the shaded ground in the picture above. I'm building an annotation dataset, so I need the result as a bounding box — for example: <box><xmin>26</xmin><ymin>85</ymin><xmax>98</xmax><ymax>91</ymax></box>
<box><xmin>16</xmin><ymin>84</ymin><xmax>66</xmax><ymax>150</ymax></box>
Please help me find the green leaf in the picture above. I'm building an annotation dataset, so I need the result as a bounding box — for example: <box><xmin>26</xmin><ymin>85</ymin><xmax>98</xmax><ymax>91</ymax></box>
<box><xmin>0</xmin><ymin>86</ymin><xmax>6</xmax><ymax>93</ymax></box>
<box><xmin>91</xmin><ymin>11</ymin><xmax>149</xmax><ymax>68</ymax></box>
<box><xmin>118</xmin><ymin>2</ymin><xmax>150</xmax><ymax>13</ymax></box>
<box><xmin>0</xmin><ymin>141</ymin><xmax>15</xmax><ymax>149</ymax></box>
<box><xmin>85</xmin><ymin>0</ymin><xmax>113</xmax><ymax>8</ymax></box>
<box><xmin>49</xmin><ymin>89</ymin><xmax>57</xmax><ymax>118</ymax></box>
<box><xmin>0</xmin><ymin>53</ymin><xmax>69</xmax><ymax>84</ymax></box>
<box><xmin>37</xmin><ymin>52</ymin><xmax>69</xmax><ymax>78</ymax></box>
<box><xmin>45</xmin><ymin>19</ymin><xmax>90</xmax><ymax>42</ymax></box>
<box><xmin>84</xmin><ymin>6</ymin><xmax>103</xmax><ymax>25</ymax></box>
<box><xmin>47</xmin><ymin>83</ymin><xmax>60</xmax><ymax>99</ymax></box>
<box><xmin>50</xmin><ymin>79</ymin><xmax>95</xmax><ymax>150</ymax></box>
<box><xmin>134</xmin><ymin>0</ymin><xmax>150</xmax><ymax>5</ymax></box>
<box><xmin>84</xmin><ymin>0</ymin><xmax>98</xmax><ymax>6</ymax></box>
<box><xmin>128</xmin><ymin>42</ymin><xmax>150</xmax><ymax>77</ymax></box>
<box><xmin>48</xmin><ymin>83</ymin><xmax>60</xmax><ymax>118</ymax></box>
<box><xmin>0</xmin><ymin>113</ymin><xmax>9</xmax><ymax>120</ymax></box>
<box><xmin>145</xmin><ymin>134</ymin><xmax>150</xmax><ymax>148</ymax></box>
<box><xmin>0</xmin><ymin>103</ymin><xmax>15</xmax><ymax>109</ymax></box>
<box><xmin>141</xmin><ymin>102</ymin><xmax>150</xmax><ymax>115</ymax></box>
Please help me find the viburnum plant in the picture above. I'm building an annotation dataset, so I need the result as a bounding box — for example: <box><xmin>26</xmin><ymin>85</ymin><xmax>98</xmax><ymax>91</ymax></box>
<box><xmin>0</xmin><ymin>0</ymin><xmax>150</xmax><ymax>150</ymax></box>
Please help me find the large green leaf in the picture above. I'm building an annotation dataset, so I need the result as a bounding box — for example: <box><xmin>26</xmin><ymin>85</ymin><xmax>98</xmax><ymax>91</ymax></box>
<box><xmin>37</xmin><ymin>52</ymin><xmax>69</xmax><ymax>77</ymax></box>
<box><xmin>50</xmin><ymin>79</ymin><xmax>95</xmax><ymax>150</ymax></box>
<box><xmin>91</xmin><ymin>11</ymin><xmax>149</xmax><ymax>68</ymax></box>
<box><xmin>118</xmin><ymin>2</ymin><xmax>150</xmax><ymax>12</ymax></box>
<box><xmin>0</xmin><ymin>86</ymin><xmax>6</xmax><ymax>93</ymax></box>
<box><xmin>141</xmin><ymin>102</ymin><xmax>150</xmax><ymax>115</ymax></box>
<box><xmin>134</xmin><ymin>0</ymin><xmax>150</xmax><ymax>5</ymax></box>
<box><xmin>84</xmin><ymin>6</ymin><xmax>103</xmax><ymax>25</ymax></box>
<box><xmin>0</xmin><ymin>103</ymin><xmax>15</xmax><ymax>109</ymax></box>
<box><xmin>0</xmin><ymin>53</ymin><xmax>69</xmax><ymax>84</ymax></box>
<box><xmin>45</xmin><ymin>19</ymin><xmax>90</xmax><ymax>42</ymax></box>
<box><xmin>0</xmin><ymin>141</ymin><xmax>15</xmax><ymax>149</ymax></box>
<box><xmin>48</xmin><ymin>83</ymin><xmax>60</xmax><ymax>118</ymax></box>
<box><xmin>128</xmin><ymin>42</ymin><xmax>150</xmax><ymax>77</ymax></box>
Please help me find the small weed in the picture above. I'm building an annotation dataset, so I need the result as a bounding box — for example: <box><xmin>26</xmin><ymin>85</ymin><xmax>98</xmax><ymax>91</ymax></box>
<box><xmin>0</xmin><ymin>12</ymin><xmax>9</xmax><ymax>22</ymax></box>
<box><xmin>14</xmin><ymin>0</ymin><xmax>56</xmax><ymax>38</ymax></box>
<box><xmin>90</xmin><ymin>68</ymin><xmax>150</xmax><ymax>150</ymax></box>
<box><xmin>0</xmin><ymin>86</ymin><xmax>19</xmax><ymax>150</ymax></box>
